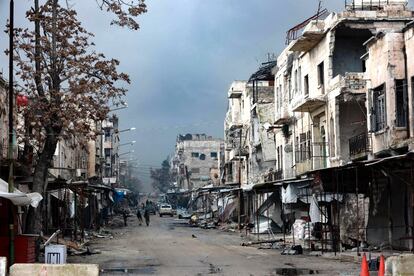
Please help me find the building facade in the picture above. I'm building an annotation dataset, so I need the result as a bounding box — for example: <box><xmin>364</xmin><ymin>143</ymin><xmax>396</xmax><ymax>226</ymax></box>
<box><xmin>172</xmin><ymin>134</ymin><xmax>223</xmax><ymax>190</ymax></box>
<box><xmin>221</xmin><ymin>0</ymin><xmax>414</xmax><ymax>251</ymax></box>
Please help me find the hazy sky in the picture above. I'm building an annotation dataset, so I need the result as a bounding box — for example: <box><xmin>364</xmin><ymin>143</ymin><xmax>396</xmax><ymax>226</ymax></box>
<box><xmin>1</xmin><ymin>0</ymin><xmax>413</xmax><ymax>188</ymax></box>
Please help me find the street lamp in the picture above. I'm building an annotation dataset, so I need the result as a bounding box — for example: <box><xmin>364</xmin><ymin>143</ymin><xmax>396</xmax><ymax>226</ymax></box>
<box><xmin>119</xmin><ymin>140</ymin><xmax>136</xmax><ymax>147</ymax></box>
<box><xmin>116</xmin><ymin>127</ymin><xmax>136</xmax><ymax>133</ymax></box>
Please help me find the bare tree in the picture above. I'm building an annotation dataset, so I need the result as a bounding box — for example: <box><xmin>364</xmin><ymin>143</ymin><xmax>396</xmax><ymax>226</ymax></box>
<box><xmin>10</xmin><ymin>0</ymin><xmax>132</xmax><ymax>234</ymax></box>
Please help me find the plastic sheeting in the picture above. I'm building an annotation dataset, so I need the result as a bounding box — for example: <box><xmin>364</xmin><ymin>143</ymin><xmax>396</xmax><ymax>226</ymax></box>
<box><xmin>282</xmin><ymin>184</ymin><xmax>299</xmax><ymax>203</ymax></box>
<box><xmin>309</xmin><ymin>196</ymin><xmax>322</xmax><ymax>223</ymax></box>
<box><xmin>0</xmin><ymin>178</ymin><xmax>42</xmax><ymax>207</ymax></box>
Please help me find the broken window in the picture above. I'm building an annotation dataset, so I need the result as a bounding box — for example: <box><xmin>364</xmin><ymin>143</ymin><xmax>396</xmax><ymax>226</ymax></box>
<box><xmin>199</xmin><ymin>154</ymin><xmax>206</xmax><ymax>160</ymax></box>
<box><xmin>395</xmin><ymin>79</ymin><xmax>408</xmax><ymax>128</ymax></box>
<box><xmin>372</xmin><ymin>84</ymin><xmax>386</xmax><ymax>132</ymax></box>
<box><xmin>191</xmin><ymin>152</ymin><xmax>199</xmax><ymax>158</ymax></box>
<box><xmin>304</xmin><ymin>75</ymin><xmax>309</xmax><ymax>96</ymax></box>
<box><xmin>317</xmin><ymin>62</ymin><xmax>325</xmax><ymax>90</ymax></box>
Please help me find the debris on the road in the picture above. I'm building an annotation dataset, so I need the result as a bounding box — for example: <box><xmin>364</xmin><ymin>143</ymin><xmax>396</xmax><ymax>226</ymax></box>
<box><xmin>209</xmin><ymin>263</ymin><xmax>222</xmax><ymax>274</ymax></box>
<box><xmin>281</xmin><ymin>245</ymin><xmax>303</xmax><ymax>255</ymax></box>
<box><xmin>69</xmin><ymin>246</ymin><xmax>101</xmax><ymax>256</ymax></box>
<box><xmin>241</xmin><ymin>239</ymin><xmax>283</xmax><ymax>247</ymax></box>
<box><xmin>41</xmin><ymin>235</ymin><xmax>85</xmax><ymax>251</ymax></box>
<box><xmin>192</xmin><ymin>234</ymin><xmax>197</xmax><ymax>238</ymax></box>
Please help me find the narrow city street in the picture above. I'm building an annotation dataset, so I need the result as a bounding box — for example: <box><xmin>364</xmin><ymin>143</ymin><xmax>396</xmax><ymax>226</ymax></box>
<box><xmin>69</xmin><ymin>215</ymin><xmax>359</xmax><ymax>276</ymax></box>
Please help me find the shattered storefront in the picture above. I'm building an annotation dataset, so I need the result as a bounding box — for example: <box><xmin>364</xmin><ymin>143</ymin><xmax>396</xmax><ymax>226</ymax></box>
<box><xmin>312</xmin><ymin>153</ymin><xmax>414</xmax><ymax>251</ymax></box>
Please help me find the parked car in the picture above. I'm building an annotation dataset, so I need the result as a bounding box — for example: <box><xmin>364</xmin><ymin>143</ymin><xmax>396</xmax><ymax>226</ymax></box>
<box><xmin>177</xmin><ymin>208</ymin><xmax>191</xmax><ymax>219</ymax></box>
<box><xmin>159</xmin><ymin>204</ymin><xmax>173</xmax><ymax>217</ymax></box>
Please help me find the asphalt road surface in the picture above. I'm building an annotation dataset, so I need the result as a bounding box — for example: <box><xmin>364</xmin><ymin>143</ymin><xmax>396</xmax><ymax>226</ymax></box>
<box><xmin>69</xmin><ymin>214</ymin><xmax>359</xmax><ymax>275</ymax></box>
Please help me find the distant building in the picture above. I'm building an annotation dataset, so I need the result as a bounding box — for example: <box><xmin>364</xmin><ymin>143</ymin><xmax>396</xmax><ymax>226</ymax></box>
<box><xmin>102</xmin><ymin>115</ymin><xmax>120</xmax><ymax>187</ymax></box>
<box><xmin>172</xmin><ymin>134</ymin><xmax>223</xmax><ymax>190</ymax></box>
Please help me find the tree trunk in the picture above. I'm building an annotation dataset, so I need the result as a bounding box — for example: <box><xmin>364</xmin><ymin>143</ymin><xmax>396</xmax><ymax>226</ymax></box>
<box><xmin>25</xmin><ymin>0</ymin><xmax>62</xmax><ymax>235</ymax></box>
<box><xmin>25</xmin><ymin>127</ymin><xmax>59</xmax><ymax>234</ymax></box>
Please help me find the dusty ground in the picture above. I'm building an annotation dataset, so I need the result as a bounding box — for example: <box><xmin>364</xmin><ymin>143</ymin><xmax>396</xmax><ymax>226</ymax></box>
<box><xmin>69</xmin><ymin>215</ymin><xmax>359</xmax><ymax>275</ymax></box>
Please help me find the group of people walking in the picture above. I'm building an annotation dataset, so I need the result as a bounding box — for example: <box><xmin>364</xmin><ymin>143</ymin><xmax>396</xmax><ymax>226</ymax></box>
<box><xmin>136</xmin><ymin>202</ymin><xmax>151</xmax><ymax>226</ymax></box>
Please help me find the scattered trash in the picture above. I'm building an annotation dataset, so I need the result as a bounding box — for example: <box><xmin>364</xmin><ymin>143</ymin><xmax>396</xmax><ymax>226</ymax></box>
<box><xmin>208</xmin><ymin>263</ymin><xmax>222</xmax><ymax>274</ymax></box>
<box><xmin>281</xmin><ymin>245</ymin><xmax>303</xmax><ymax>255</ymax></box>
<box><xmin>274</xmin><ymin>268</ymin><xmax>319</xmax><ymax>275</ymax></box>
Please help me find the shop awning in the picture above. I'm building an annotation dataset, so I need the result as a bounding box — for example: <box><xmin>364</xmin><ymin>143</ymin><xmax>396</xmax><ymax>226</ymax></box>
<box><xmin>0</xmin><ymin>178</ymin><xmax>42</xmax><ymax>207</ymax></box>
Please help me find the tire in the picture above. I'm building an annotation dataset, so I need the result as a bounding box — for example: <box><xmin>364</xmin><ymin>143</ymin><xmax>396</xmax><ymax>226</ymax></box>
<box><xmin>160</xmin><ymin>214</ymin><xmax>162</xmax><ymax>217</ymax></box>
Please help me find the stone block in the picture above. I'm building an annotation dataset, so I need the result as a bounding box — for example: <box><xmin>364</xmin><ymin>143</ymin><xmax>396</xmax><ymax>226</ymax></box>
<box><xmin>10</xmin><ymin>263</ymin><xmax>99</xmax><ymax>276</ymax></box>
<box><xmin>385</xmin><ymin>254</ymin><xmax>414</xmax><ymax>276</ymax></box>
<box><xmin>0</xmin><ymin>257</ymin><xmax>6</xmax><ymax>276</ymax></box>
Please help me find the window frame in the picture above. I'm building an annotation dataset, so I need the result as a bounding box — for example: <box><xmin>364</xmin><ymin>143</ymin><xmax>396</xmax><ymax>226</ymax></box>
<box><xmin>372</xmin><ymin>84</ymin><xmax>386</xmax><ymax>132</ymax></box>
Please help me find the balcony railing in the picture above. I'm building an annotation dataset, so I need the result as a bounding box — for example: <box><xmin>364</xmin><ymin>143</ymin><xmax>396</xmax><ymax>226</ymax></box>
<box><xmin>295</xmin><ymin>142</ymin><xmax>329</xmax><ymax>173</ymax></box>
<box><xmin>265</xmin><ymin>169</ymin><xmax>283</xmax><ymax>182</ymax></box>
<box><xmin>349</xmin><ymin>132</ymin><xmax>369</xmax><ymax>158</ymax></box>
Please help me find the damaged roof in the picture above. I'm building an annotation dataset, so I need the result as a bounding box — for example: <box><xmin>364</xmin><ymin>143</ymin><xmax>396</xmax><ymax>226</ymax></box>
<box><xmin>248</xmin><ymin>61</ymin><xmax>277</xmax><ymax>82</ymax></box>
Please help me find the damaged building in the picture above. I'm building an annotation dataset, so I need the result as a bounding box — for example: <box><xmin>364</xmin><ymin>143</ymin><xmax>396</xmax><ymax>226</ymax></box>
<box><xmin>172</xmin><ymin>134</ymin><xmax>224</xmax><ymax>191</ymax></box>
<box><xmin>220</xmin><ymin>0</ymin><xmax>414</xmax><ymax>253</ymax></box>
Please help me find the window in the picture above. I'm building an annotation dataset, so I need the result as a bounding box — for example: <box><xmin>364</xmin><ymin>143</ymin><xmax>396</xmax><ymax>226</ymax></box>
<box><xmin>295</xmin><ymin>132</ymin><xmax>311</xmax><ymax>162</ymax></box>
<box><xmin>395</xmin><ymin>79</ymin><xmax>408</xmax><ymax>127</ymax></box>
<box><xmin>199</xmin><ymin>154</ymin><xmax>206</xmax><ymax>160</ymax></box>
<box><xmin>210</xmin><ymin>152</ymin><xmax>218</xmax><ymax>158</ymax></box>
<box><xmin>288</xmin><ymin>77</ymin><xmax>292</xmax><ymax>102</ymax></box>
<box><xmin>191</xmin><ymin>168</ymin><xmax>200</xmax><ymax>173</ymax></box>
<box><xmin>277</xmin><ymin>145</ymin><xmax>283</xmax><ymax>171</ymax></box>
<box><xmin>280</xmin><ymin>83</ymin><xmax>283</xmax><ymax>111</ymax></box>
<box><xmin>191</xmin><ymin>152</ymin><xmax>199</xmax><ymax>158</ymax></box>
<box><xmin>298</xmin><ymin>66</ymin><xmax>302</xmax><ymax>94</ymax></box>
<box><xmin>104</xmin><ymin>129</ymin><xmax>111</xmax><ymax>142</ymax></box>
<box><xmin>372</xmin><ymin>84</ymin><xmax>386</xmax><ymax>132</ymax></box>
<box><xmin>304</xmin><ymin>75</ymin><xmax>309</xmax><ymax>96</ymax></box>
<box><xmin>294</xmin><ymin>69</ymin><xmax>298</xmax><ymax>95</ymax></box>
<box><xmin>317</xmin><ymin>62</ymin><xmax>325</xmax><ymax>89</ymax></box>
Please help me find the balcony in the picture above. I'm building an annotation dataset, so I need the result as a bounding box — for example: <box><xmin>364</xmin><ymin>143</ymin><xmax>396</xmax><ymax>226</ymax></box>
<box><xmin>228</xmin><ymin>89</ymin><xmax>243</xmax><ymax>99</ymax></box>
<box><xmin>292</xmin><ymin>96</ymin><xmax>325</xmax><ymax>113</ymax></box>
<box><xmin>229</xmin><ymin>147</ymin><xmax>249</xmax><ymax>161</ymax></box>
<box><xmin>264</xmin><ymin>169</ymin><xmax>283</xmax><ymax>182</ymax></box>
<box><xmin>295</xmin><ymin>142</ymin><xmax>329</xmax><ymax>174</ymax></box>
<box><xmin>103</xmin><ymin>141</ymin><xmax>112</xmax><ymax>149</ymax></box>
<box><xmin>274</xmin><ymin>107</ymin><xmax>293</xmax><ymax>125</ymax></box>
<box><xmin>288</xmin><ymin>20</ymin><xmax>326</xmax><ymax>53</ymax></box>
<box><xmin>349</xmin><ymin>132</ymin><xmax>369</xmax><ymax>160</ymax></box>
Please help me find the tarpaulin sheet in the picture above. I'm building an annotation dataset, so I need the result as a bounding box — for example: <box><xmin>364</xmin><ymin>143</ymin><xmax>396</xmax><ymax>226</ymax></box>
<box><xmin>0</xmin><ymin>178</ymin><xmax>42</xmax><ymax>207</ymax></box>
<box><xmin>282</xmin><ymin>184</ymin><xmax>299</xmax><ymax>203</ymax></box>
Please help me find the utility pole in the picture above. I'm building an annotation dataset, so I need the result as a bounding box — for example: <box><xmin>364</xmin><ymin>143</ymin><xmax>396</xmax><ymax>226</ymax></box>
<box><xmin>238</xmin><ymin>128</ymin><xmax>242</xmax><ymax>230</ymax></box>
<box><xmin>8</xmin><ymin>0</ymin><xmax>15</xmax><ymax>266</ymax></box>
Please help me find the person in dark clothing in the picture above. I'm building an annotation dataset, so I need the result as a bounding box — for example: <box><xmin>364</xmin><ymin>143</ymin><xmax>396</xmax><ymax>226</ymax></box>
<box><xmin>122</xmin><ymin>210</ymin><xmax>128</xmax><ymax>226</ymax></box>
<box><xmin>136</xmin><ymin>208</ymin><xmax>143</xmax><ymax>225</ymax></box>
<box><xmin>144</xmin><ymin>208</ymin><xmax>150</xmax><ymax>226</ymax></box>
